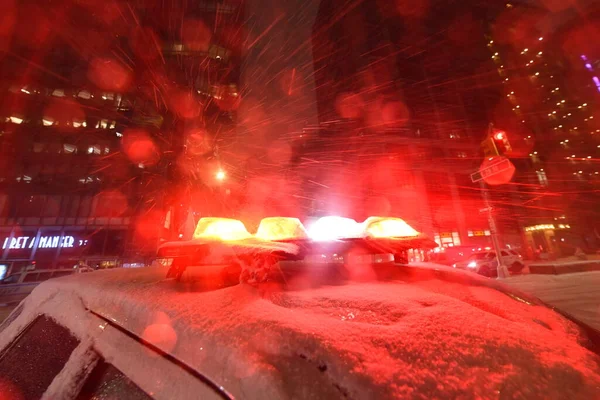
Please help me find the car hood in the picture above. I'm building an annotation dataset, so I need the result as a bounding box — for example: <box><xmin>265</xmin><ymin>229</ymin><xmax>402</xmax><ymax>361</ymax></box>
<box><xmin>22</xmin><ymin>265</ymin><xmax>600</xmax><ymax>399</ymax></box>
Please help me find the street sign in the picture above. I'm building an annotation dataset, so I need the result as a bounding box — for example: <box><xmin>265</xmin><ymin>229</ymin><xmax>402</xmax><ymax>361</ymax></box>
<box><xmin>471</xmin><ymin>157</ymin><xmax>512</xmax><ymax>183</ymax></box>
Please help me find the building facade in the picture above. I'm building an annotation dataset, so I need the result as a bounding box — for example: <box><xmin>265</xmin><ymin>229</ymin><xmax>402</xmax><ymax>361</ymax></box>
<box><xmin>0</xmin><ymin>0</ymin><xmax>243</xmax><ymax>274</ymax></box>
<box><xmin>485</xmin><ymin>0</ymin><xmax>600</xmax><ymax>254</ymax></box>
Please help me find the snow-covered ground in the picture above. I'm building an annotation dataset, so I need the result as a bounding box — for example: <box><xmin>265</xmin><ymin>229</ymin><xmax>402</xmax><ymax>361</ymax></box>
<box><xmin>5</xmin><ymin>265</ymin><xmax>600</xmax><ymax>399</ymax></box>
<box><xmin>505</xmin><ymin>271</ymin><xmax>600</xmax><ymax>332</ymax></box>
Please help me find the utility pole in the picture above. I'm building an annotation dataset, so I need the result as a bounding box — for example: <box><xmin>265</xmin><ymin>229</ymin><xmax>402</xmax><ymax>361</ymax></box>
<box><xmin>479</xmin><ymin>180</ymin><xmax>509</xmax><ymax>278</ymax></box>
<box><xmin>471</xmin><ymin>123</ymin><xmax>512</xmax><ymax>279</ymax></box>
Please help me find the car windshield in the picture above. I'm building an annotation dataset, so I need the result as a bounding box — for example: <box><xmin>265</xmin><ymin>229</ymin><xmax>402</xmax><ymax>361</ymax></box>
<box><xmin>0</xmin><ymin>0</ymin><xmax>599</xmax><ymax>398</ymax></box>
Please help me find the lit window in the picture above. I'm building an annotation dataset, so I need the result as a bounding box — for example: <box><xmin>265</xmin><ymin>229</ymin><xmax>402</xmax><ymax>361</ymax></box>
<box><xmin>115</xmin><ymin>132</ymin><xmax>123</xmax><ymax>137</ymax></box>
<box><xmin>484</xmin><ymin>230</ymin><xmax>491</xmax><ymax>236</ymax></box>
<box><xmin>52</xmin><ymin>89</ymin><xmax>65</xmax><ymax>97</ymax></box>
<box><xmin>467</xmin><ymin>230</ymin><xmax>474</xmax><ymax>237</ymax></box>
<box><xmin>42</xmin><ymin>118</ymin><xmax>54</xmax><ymax>126</ymax></box>
<box><xmin>9</xmin><ymin>116</ymin><xmax>23</xmax><ymax>124</ymax></box>
<box><xmin>77</xmin><ymin>90</ymin><xmax>91</xmax><ymax>99</ymax></box>
<box><xmin>72</xmin><ymin>120</ymin><xmax>84</xmax><ymax>128</ymax></box>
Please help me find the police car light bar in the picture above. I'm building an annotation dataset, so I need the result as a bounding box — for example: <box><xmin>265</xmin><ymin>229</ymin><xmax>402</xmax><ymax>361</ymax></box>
<box><xmin>362</xmin><ymin>217</ymin><xmax>419</xmax><ymax>238</ymax></box>
<box><xmin>307</xmin><ymin>216</ymin><xmax>362</xmax><ymax>241</ymax></box>
<box><xmin>193</xmin><ymin>218</ymin><xmax>252</xmax><ymax>241</ymax></box>
<box><xmin>255</xmin><ymin>217</ymin><xmax>309</xmax><ymax>241</ymax></box>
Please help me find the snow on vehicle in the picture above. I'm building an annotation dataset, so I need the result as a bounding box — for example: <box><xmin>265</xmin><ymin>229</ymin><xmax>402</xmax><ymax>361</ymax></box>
<box><xmin>157</xmin><ymin>218</ymin><xmax>299</xmax><ymax>283</ymax></box>
<box><xmin>257</xmin><ymin>216</ymin><xmax>438</xmax><ymax>267</ymax></box>
<box><xmin>0</xmin><ymin>266</ymin><xmax>93</xmax><ymax>305</ymax></box>
<box><xmin>1</xmin><ymin>264</ymin><xmax>599</xmax><ymax>399</ymax></box>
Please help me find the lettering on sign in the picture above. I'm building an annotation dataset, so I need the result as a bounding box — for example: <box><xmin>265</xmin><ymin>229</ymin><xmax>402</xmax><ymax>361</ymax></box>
<box><xmin>1</xmin><ymin>236</ymin><xmax>84</xmax><ymax>250</ymax></box>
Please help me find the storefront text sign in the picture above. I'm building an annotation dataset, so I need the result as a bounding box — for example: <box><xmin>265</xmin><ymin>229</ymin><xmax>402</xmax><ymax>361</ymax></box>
<box><xmin>1</xmin><ymin>235</ymin><xmax>82</xmax><ymax>250</ymax></box>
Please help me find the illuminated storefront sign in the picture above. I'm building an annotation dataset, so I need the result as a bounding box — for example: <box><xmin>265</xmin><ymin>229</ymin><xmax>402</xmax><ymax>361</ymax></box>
<box><xmin>1</xmin><ymin>236</ymin><xmax>87</xmax><ymax>250</ymax></box>
<box><xmin>524</xmin><ymin>224</ymin><xmax>570</xmax><ymax>232</ymax></box>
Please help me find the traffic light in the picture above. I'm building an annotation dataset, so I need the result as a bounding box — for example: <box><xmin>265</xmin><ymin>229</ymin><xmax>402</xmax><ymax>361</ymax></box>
<box><xmin>481</xmin><ymin>137</ymin><xmax>498</xmax><ymax>157</ymax></box>
<box><xmin>492</xmin><ymin>130</ymin><xmax>512</xmax><ymax>155</ymax></box>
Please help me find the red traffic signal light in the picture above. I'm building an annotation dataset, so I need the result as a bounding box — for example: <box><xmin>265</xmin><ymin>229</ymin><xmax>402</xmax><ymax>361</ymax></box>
<box><xmin>491</xmin><ymin>130</ymin><xmax>511</xmax><ymax>155</ymax></box>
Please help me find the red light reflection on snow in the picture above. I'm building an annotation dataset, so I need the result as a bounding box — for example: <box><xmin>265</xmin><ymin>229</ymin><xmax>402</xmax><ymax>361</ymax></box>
<box><xmin>142</xmin><ymin>312</ymin><xmax>178</xmax><ymax>355</ymax></box>
<box><xmin>88</xmin><ymin>58</ymin><xmax>131</xmax><ymax>91</ymax></box>
<box><xmin>121</xmin><ymin>129</ymin><xmax>160</xmax><ymax>166</ymax></box>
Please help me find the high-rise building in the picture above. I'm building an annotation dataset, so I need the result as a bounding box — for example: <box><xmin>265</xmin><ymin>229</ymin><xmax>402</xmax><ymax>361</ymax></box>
<box><xmin>486</xmin><ymin>1</ymin><xmax>600</xmax><ymax>254</ymax></box>
<box><xmin>0</xmin><ymin>0</ymin><xmax>243</xmax><ymax>273</ymax></box>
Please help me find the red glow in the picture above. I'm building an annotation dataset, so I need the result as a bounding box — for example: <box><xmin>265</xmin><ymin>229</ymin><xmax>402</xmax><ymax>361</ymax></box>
<box><xmin>168</xmin><ymin>90</ymin><xmax>202</xmax><ymax>119</ymax></box>
<box><xmin>494</xmin><ymin>131</ymin><xmax>505</xmax><ymax>141</ymax></box>
<box><xmin>121</xmin><ymin>129</ymin><xmax>160</xmax><ymax>166</ymax></box>
<box><xmin>141</xmin><ymin>312</ymin><xmax>177</xmax><ymax>354</ymax></box>
<box><xmin>0</xmin><ymin>0</ymin><xmax>16</xmax><ymax>52</ymax></box>
<box><xmin>43</xmin><ymin>98</ymin><xmax>85</xmax><ymax>130</ymax></box>
<box><xmin>88</xmin><ymin>58</ymin><xmax>131</xmax><ymax>91</ymax></box>
<box><xmin>182</xmin><ymin>19</ymin><xmax>211</xmax><ymax>52</ymax></box>
<box><xmin>335</xmin><ymin>92</ymin><xmax>364</xmax><ymax>119</ymax></box>
<box><xmin>94</xmin><ymin>190</ymin><xmax>129</xmax><ymax>217</ymax></box>
<box><xmin>130</xmin><ymin>27</ymin><xmax>163</xmax><ymax>62</ymax></box>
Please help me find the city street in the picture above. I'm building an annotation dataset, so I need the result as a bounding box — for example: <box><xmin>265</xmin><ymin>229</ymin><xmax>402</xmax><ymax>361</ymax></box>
<box><xmin>504</xmin><ymin>271</ymin><xmax>600</xmax><ymax>331</ymax></box>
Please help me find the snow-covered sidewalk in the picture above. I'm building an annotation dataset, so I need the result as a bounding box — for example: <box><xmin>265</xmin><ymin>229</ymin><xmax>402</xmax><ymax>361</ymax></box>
<box><xmin>505</xmin><ymin>272</ymin><xmax>600</xmax><ymax>331</ymax></box>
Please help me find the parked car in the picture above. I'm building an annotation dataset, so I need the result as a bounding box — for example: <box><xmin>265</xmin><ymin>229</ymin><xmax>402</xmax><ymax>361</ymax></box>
<box><xmin>0</xmin><ymin>267</ymin><xmax>93</xmax><ymax>305</ymax></box>
<box><xmin>453</xmin><ymin>249</ymin><xmax>525</xmax><ymax>277</ymax></box>
<box><xmin>0</xmin><ymin>264</ymin><xmax>598</xmax><ymax>399</ymax></box>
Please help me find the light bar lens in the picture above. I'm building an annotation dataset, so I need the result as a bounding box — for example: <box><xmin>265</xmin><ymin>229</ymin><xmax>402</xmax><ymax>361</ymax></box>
<box><xmin>307</xmin><ymin>216</ymin><xmax>361</xmax><ymax>241</ymax></box>
<box><xmin>193</xmin><ymin>218</ymin><xmax>252</xmax><ymax>241</ymax></box>
<box><xmin>362</xmin><ymin>217</ymin><xmax>419</xmax><ymax>238</ymax></box>
<box><xmin>255</xmin><ymin>217</ymin><xmax>309</xmax><ymax>241</ymax></box>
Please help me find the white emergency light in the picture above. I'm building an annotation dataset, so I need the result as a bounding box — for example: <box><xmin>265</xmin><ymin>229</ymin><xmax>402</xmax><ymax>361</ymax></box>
<box><xmin>307</xmin><ymin>216</ymin><xmax>362</xmax><ymax>241</ymax></box>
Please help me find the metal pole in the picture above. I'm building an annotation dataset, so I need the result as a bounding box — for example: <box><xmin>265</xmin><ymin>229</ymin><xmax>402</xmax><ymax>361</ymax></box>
<box><xmin>479</xmin><ymin>180</ymin><xmax>508</xmax><ymax>278</ymax></box>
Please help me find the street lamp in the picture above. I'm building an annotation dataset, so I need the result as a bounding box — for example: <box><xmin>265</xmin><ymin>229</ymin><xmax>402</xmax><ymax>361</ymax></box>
<box><xmin>216</xmin><ymin>169</ymin><xmax>226</xmax><ymax>181</ymax></box>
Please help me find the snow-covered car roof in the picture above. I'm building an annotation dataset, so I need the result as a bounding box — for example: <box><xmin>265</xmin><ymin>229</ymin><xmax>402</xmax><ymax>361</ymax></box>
<box><xmin>4</xmin><ymin>264</ymin><xmax>600</xmax><ymax>399</ymax></box>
